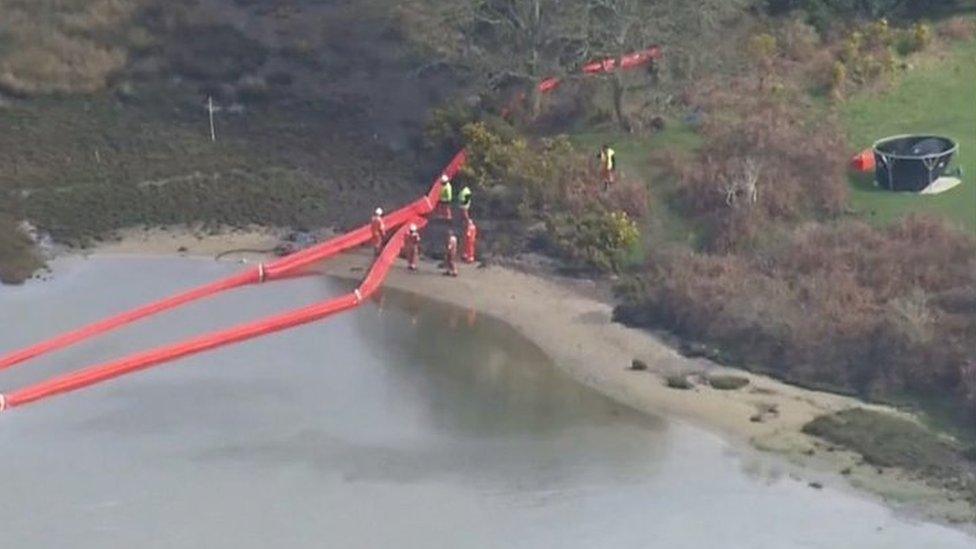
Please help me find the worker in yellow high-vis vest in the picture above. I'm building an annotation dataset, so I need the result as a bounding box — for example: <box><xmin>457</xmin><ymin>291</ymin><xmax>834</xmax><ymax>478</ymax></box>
<box><xmin>458</xmin><ymin>184</ymin><xmax>473</xmax><ymax>221</ymax></box>
<box><xmin>438</xmin><ymin>175</ymin><xmax>453</xmax><ymax>220</ymax></box>
<box><xmin>598</xmin><ymin>144</ymin><xmax>616</xmax><ymax>191</ymax></box>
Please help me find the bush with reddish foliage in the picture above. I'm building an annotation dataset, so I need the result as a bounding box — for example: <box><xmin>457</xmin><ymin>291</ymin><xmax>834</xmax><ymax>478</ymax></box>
<box><xmin>939</xmin><ymin>17</ymin><xmax>976</xmax><ymax>41</ymax></box>
<box><xmin>616</xmin><ymin>216</ymin><xmax>976</xmax><ymax>423</ymax></box>
<box><xmin>674</xmin><ymin>87</ymin><xmax>849</xmax><ymax>251</ymax></box>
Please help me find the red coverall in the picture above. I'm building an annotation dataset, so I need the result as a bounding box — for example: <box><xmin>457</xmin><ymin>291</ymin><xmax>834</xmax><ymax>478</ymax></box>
<box><xmin>406</xmin><ymin>231</ymin><xmax>421</xmax><ymax>270</ymax></box>
<box><xmin>463</xmin><ymin>220</ymin><xmax>477</xmax><ymax>263</ymax></box>
<box><xmin>370</xmin><ymin>215</ymin><xmax>385</xmax><ymax>255</ymax></box>
<box><xmin>445</xmin><ymin>234</ymin><xmax>459</xmax><ymax>277</ymax></box>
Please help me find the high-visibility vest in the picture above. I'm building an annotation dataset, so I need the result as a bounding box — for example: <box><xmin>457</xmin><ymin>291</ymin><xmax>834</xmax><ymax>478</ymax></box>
<box><xmin>439</xmin><ymin>182</ymin><xmax>453</xmax><ymax>203</ymax></box>
<box><xmin>458</xmin><ymin>186</ymin><xmax>472</xmax><ymax>208</ymax></box>
<box><xmin>601</xmin><ymin>148</ymin><xmax>616</xmax><ymax>171</ymax></box>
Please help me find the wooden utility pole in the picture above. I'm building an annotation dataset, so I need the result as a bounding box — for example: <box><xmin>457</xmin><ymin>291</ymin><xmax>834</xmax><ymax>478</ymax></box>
<box><xmin>207</xmin><ymin>95</ymin><xmax>217</xmax><ymax>142</ymax></box>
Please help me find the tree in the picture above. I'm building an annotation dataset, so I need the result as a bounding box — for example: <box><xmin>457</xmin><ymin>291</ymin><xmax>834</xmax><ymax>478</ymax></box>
<box><xmin>401</xmin><ymin>0</ymin><xmax>587</xmax><ymax>119</ymax></box>
<box><xmin>470</xmin><ymin>0</ymin><xmax>588</xmax><ymax>116</ymax></box>
<box><xmin>583</xmin><ymin>0</ymin><xmax>662</xmax><ymax>132</ymax></box>
<box><xmin>402</xmin><ymin>0</ymin><xmax>756</xmax><ymax>126</ymax></box>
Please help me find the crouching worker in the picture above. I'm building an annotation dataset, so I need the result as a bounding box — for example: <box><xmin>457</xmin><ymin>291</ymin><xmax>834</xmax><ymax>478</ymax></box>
<box><xmin>405</xmin><ymin>223</ymin><xmax>421</xmax><ymax>271</ymax></box>
<box><xmin>370</xmin><ymin>208</ymin><xmax>386</xmax><ymax>256</ymax></box>
<box><xmin>462</xmin><ymin>218</ymin><xmax>477</xmax><ymax>264</ymax></box>
<box><xmin>444</xmin><ymin>230</ymin><xmax>459</xmax><ymax>277</ymax></box>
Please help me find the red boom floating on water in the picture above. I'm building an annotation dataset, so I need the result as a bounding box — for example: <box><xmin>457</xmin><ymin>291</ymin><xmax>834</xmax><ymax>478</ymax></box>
<box><xmin>0</xmin><ymin>46</ymin><xmax>661</xmax><ymax>413</ymax></box>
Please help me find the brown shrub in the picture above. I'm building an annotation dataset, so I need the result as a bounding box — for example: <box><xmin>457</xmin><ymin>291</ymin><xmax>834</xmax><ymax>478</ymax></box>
<box><xmin>938</xmin><ymin>17</ymin><xmax>976</xmax><ymax>42</ymax></box>
<box><xmin>0</xmin><ymin>36</ymin><xmax>127</xmax><ymax>95</ymax></box>
<box><xmin>676</xmin><ymin>88</ymin><xmax>848</xmax><ymax>251</ymax></box>
<box><xmin>617</xmin><ymin>216</ymin><xmax>976</xmax><ymax>414</ymax></box>
<box><xmin>0</xmin><ymin>0</ymin><xmax>140</xmax><ymax>96</ymax></box>
<box><xmin>777</xmin><ymin>18</ymin><xmax>821</xmax><ymax>62</ymax></box>
<box><xmin>0</xmin><ymin>214</ymin><xmax>43</xmax><ymax>284</ymax></box>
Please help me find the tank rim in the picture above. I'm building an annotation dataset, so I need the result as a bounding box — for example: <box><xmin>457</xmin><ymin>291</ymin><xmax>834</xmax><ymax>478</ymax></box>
<box><xmin>872</xmin><ymin>134</ymin><xmax>959</xmax><ymax>161</ymax></box>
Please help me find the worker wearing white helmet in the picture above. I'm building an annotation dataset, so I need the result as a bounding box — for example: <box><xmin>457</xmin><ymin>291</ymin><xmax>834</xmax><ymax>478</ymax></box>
<box><xmin>438</xmin><ymin>175</ymin><xmax>453</xmax><ymax>220</ymax></box>
<box><xmin>370</xmin><ymin>207</ymin><xmax>386</xmax><ymax>256</ymax></box>
<box><xmin>406</xmin><ymin>222</ymin><xmax>422</xmax><ymax>271</ymax></box>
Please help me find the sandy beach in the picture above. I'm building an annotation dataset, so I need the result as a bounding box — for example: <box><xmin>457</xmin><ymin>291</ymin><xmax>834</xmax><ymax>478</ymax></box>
<box><xmin>83</xmin><ymin>227</ymin><xmax>974</xmax><ymax>528</ymax></box>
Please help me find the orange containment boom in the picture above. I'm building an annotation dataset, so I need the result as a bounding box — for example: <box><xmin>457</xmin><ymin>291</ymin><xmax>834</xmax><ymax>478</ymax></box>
<box><xmin>0</xmin><ymin>219</ymin><xmax>426</xmax><ymax>411</ymax></box>
<box><xmin>581</xmin><ymin>46</ymin><xmax>663</xmax><ymax>75</ymax></box>
<box><xmin>501</xmin><ymin>45</ymin><xmax>662</xmax><ymax>119</ymax></box>
<box><xmin>0</xmin><ymin>149</ymin><xmax>466</xmax><ymax>375</ymax></box>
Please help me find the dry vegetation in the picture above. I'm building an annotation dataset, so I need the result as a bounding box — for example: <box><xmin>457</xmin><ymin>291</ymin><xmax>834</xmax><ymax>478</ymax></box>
<box><xmin>674</xmin><ymin>82</ymin><xmax>850</xmax><ymax>251</ymax></box>
<box><xmin>0</xmin><ymin>0</ymin><xmax>142</xmax><ymax>96</ymax></box>
<box><xmin>0</xmin><ymin>213</ymin><xmax>42</xmax><ymax>284</ymax></box>
<box><xmin>618</xmin><ymin>217</ymin><xmax>976</xmax><ymax>410</ymax></box>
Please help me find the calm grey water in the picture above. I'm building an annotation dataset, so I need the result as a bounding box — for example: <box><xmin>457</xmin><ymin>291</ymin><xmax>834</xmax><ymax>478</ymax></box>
<box><xmin>0</xmin><ymin>257</ymin><xmax>972</xmax><ymax>549</ymax></box>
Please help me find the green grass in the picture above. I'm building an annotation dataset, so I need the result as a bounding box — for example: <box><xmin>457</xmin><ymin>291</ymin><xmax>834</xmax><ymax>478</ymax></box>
<box><xmin>842</xmin><ymin>39</ymin><xmax>976</xmax><ymax>233</ymax></box>
<box><xmin>571</xmin><ymin>123</ymin><xmax>704</xmax><ymax>261</ymax></box>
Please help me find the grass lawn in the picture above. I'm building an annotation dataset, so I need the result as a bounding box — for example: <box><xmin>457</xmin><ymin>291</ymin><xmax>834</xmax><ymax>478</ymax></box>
<box><xmin>842</xmin><ymin>39</ymin><xmax>976</xmax><ymax>233</ymax></box>
<box><xmin>571</xmin><ymin>123</ymin><xmax>704</xmax><ymax>260</ymax></box>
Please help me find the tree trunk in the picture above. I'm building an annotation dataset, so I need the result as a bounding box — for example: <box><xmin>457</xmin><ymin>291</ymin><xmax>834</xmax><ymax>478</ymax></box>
<box><xmin>611</xmin><ymin>69</ymin><xmax>631</xmax><ymax>132</ymax></box>
<box><xmin>527</xmin><ymin>84</ymin><xmax>542</xmax><ymax>118</ymax></box>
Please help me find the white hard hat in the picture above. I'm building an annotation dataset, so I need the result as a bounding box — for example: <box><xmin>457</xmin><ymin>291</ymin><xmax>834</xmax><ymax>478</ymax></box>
<box><xmin>440</xmin><ymin>174</ymin><xmax>450</xmax><ymax>183</ymax></box>
<box><xmin>409</xmin><ymin>223</ymin><xmax>418</xmax><ymax>232</ymax></box>
<box><xmin>375</xmin><ymin>207</ymin><xmax>383</xmax><ymax>216</ymax></box>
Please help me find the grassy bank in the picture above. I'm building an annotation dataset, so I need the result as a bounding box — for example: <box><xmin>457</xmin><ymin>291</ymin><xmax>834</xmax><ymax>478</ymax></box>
<box><xmin>843</xmin><ymin>39</ymin><xmax>976</xmax><ymax>232</ymax></box>
<box><xmin>803</xmin><ymin>409</ymin><xmax>976</xmax><ymax>509</ymax></box>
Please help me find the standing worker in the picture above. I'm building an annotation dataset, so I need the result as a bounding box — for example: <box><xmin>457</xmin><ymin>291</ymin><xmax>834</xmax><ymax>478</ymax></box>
<box><xmin>462</xmin><ymin>218</ymin><xmax>477</xmax><ymax>264</ymax></box>
<box><xmin>444</xmin><ymin>229</ymin><xmax>459</xmax><ymax>277</ymax></box>
<box><xmin>370</xmin><ymin>207</ymin><xmax>386</xmax><ymax>256</ymax></box>
<box><xmin>438</xmin><ymin>175</ymin><xmax>453</xmax><ymax>220</ymax></box>
<box><xmin>405</xmin><ymin>223</ymin><xmax>422</xmax><ymax>271</ymax></box>
<box><xmin>598</xmin><ymin>143</ymin><xmax>616</xmax><ymax>191</ymax></box>
<box><xmin>458</xmin><ymin>183</ymin><xmax>473</xmax><ymax>222</ymax></box>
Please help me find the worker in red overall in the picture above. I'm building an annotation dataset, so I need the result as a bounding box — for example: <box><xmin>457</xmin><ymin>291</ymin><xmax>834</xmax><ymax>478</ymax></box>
<box><xmin>370</xmin><ymin>207</ymin><xmax>386</xmax><ymax>256</ymax></box>
<box><xmin>444</xmin><ymin>230</ymin><xmax>459</xmax><ymax>277</ymax></box>
<box><xmin>462</xmin><ymin>218</ymin><xmax>477</xmax><ymax>263</ymax></box>
<box><xmin>405</xmin><ymin>223</ymin><xmax>421</xmax><ymax>271</ymax></box>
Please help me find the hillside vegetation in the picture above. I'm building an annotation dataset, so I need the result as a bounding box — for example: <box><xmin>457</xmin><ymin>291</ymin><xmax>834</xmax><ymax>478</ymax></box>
<box><xmin>0</xmin><ymin>0</ymin><xmax>467</xmax><ymax>269</ymax></box>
